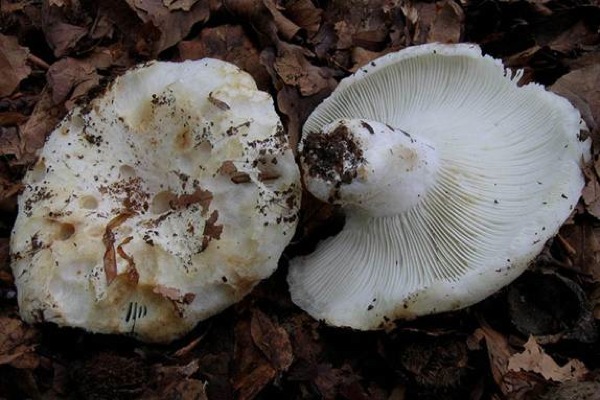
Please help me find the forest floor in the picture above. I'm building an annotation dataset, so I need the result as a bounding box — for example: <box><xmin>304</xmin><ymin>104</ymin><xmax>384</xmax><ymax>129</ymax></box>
<box><xmin>1</xmin><ymin>0</ymin><xmax>600</xmax><ymax>399</ymax></box>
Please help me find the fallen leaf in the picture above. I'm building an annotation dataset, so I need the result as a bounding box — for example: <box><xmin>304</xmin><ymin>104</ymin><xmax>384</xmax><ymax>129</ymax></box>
<box><xmin>250</xmin><ymin>308</ymin><xmax>293</xmax><ymax>372</ymax></box>
<box><xmin>233</xmin><ymin>317</ymin><xmax>276</xmax><ymax>400</ymax></box>
<box><xmin>427</xmin><ymin>0</ymin><xmax>464</xmax><ymax>44</ymax></box>
<box><xmin>263</xmin><ymin>0</ymin><xmax>302</xmax><ymax>41</ymax></box>
<box><xmin>508</xmin><ymin>336</ymin><xmax>588</xmax><ymax>382</ymax></box>
<box><xmin>471</xmin><ymin>322</ymin><xmax>542</xmax><ymax>398</ymax></box>
<box><xmin>162</xmin><ymin>0</ymin><xmax>199</xmax><ymax>12</ymax></box>
<box><xmin>43</xmin><ymin>22</ymin><xmax>88</xmax><ymax>58</ymax></box>
<box><xmin>284</xmin><ymin>0</ymin><xmax>323</xmax><ymax>37</ymax></box>
<box><xmin>582</xmin><ymin>166</ymin><xmax>600</xmax><ymax>219</ymax></box>
<box><xmin>559</xmin><ymin>221</ymin><xmax>600</xmax><ymax>282</ymax></box>
<box><xmin>124</xmin><ymin>0</ymin><xmax>214</xmax><ymax>54</ymax></box>
<box><xmin>551</xmin><ymin>63</ymin><xmax>600</xmax><ymax>132</ymax></box>
<box><xmin>18</xmin><ymin>88</ymin><xmax>65</xmax><ymax>165</ymax></box>
<box><xmin>273</xmin><ymin>43</ymin><xmax>333</xmax><ymax>96</ymax></box>
<box><xmin>146</xmin><ymin>360</ymin><xmax>207</xmax><ymax>400</ymax></box>
<box><xmin>178</xmin><ymin>25</ymin><xmax>271</xmax><ymax>90</ymax></box>
<box><xmin>46</xmin><ymin>57</ymin><xmax>100</xmax><ymax>108</ymax></box>
<box><xmin>0</xmin><ymin>34</ymin><xmax>31</xmax><ymax>97</ymax></box>
<box><xmin>274</xmin><ymin>84</ymin><xmax>332</xmax><ymax>151</ymax></box>
<box><xmin>0</xmin><ymin>316</ymin><xmax>39</xmax><ymax>369</ymax></box>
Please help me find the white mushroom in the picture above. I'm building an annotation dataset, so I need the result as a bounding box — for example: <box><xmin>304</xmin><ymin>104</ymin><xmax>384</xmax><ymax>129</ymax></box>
<box><xmin>288</xmin><ymin>43</ymin><xmax>590</xmax><ymax>330</ymax></box>
<box><xmin>11</xmin><ymin>59</ymin><xmax>301</xmax><ymax>343</ymax></box>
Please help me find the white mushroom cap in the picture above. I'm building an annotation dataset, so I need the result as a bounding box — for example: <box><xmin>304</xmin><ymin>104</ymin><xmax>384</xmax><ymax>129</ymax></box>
<box><xmin>288</xmin><ymin>43</ymin><xmax>590</xmax><ymax>330</ymax></box>
<box><xmin>11</xmin><ymin>59</ymin><xmax>301</xmax><ymax>342</ymax></box>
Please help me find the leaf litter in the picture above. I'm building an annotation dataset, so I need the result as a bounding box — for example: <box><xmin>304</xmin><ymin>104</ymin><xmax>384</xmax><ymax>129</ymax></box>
<box><xmin>1</xmin><ymin>0</ymin><xmax>600</xmax><ymax>399</ymax></box>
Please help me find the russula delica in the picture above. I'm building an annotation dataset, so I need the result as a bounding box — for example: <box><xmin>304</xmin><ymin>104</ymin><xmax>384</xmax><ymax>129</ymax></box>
<box><xmin>288</xmin><ymin>43</ymin><xmax>590</xmax><ymax>330</ymax></box>
<box><xmin>11</xmin><ymin>59</ymin><xmax>301</xmax><ymax>342</ymax></box>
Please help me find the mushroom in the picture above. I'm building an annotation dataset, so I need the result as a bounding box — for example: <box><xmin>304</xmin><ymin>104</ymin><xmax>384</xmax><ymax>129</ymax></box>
<box><xmin>10</xmin><ymin>59</ymin><xmax>301</xmax><ymax>342</ymax></box>
<box><xmin>287</xmin><ymin>43</ymin><xmax>590</xmax><ymax>330</ymax></box>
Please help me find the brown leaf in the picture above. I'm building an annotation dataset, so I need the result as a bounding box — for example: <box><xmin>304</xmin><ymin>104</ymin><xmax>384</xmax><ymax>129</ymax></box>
<box><xmin>559</xmin><ymin>221</ymin><xmax>600</xmax><ymax>282</ymax></box>
<box><xmin>0</xmin><ymin>316</ymin><xmax>40</xmax><ymax>369</ymax></box>
<box><xmin>508</xmin><ymin>336</ymin><xmax>588</xmax><ymax>382</ymax></box>
<box><xmin>44</xmin><ymin>22</ymin><xmax>88</xmax><ymax>58</ymax></box>
<box><xmin>582</xmin><ymin>166</ymin><xmax>600</xmax><ymax>219</ymax></box>
<box><xmin>124</xmin><ymin>0</ymin><xmax>214</xmax><ymax>54</ymax></box>
<box><xmin>471</xmin><ymin>322</ymin><xmax>541</xmax><ymax>398</ymax></box>
<box><xmin>0</xmin><ymin>34</ymin><xmax>31</xmax><ymax>97</ymax></box>
<box><xmin>178</xmin><ymin>25</ymin><xmax>271</xmax><ymax>90</ymax></box>
<box><xmin>284</xmin><ymin>0</ymin><xmax>322</xmax><ymax>37</ymax></box>
<box><xmin>551</xmin><ymin>64</ymin><xmax>600</xmax><ymax>132</ymax></box>
<box><xmin>103</xmin><ymin>212</ymin><xmax>135</xmax><ymax>285</ymax></box>
<box><xmin>148</xmin><ymin>360</ymin><xmax>207</xmax><ymax>400</ymax></box>
<box><xmin>18</xmin><ymin>88</ymin><xmax>65</xmax><ymax>165</ymax></box>
<box><xmin>263</xmin><ymin>0</ymin><xmax>302</xmax><ymax>41</ymax></box>
<box><xmin>427</xmin><ymin>0</ymin><xmax>464</xmax><ymax>44</ymax></box>
<box><xmin>250</xmin><ymin>308</ymin><xmax>293</xmax><ymax>372</ymax></box>
<box><xmin>46</xmin><ymin>57</ymin><xmax>100</xmax><ymax>108</ymax></box>
<box><xmin>402</xmin><ymin>0</ymin><xmax>464</xmax><ymax>45</ymax></box>
<box><xmin>233</xmin><ymin>317</ymin><xmax>276</xmax><ymax>400</ymax></box>
<box><xmin>274</xmin><ymin>84</ymin><xmax>332</xmax><ymax>151</ymax></box>
<box><xmin>162</xmin><ymin>0</ymin><xmax>200</xmax><ymax>12</ymax></box>
<box><xmin>273</xmin><ymin>43</ymin><xmax>333</xmax><ymax>96</ymax></box>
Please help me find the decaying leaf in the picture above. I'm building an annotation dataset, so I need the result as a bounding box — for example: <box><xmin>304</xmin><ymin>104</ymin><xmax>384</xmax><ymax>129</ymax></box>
<box><xmin>508</xmin><ymin>336</ymin><xmax>588</xmax><ymax>382</ymax></box>
<box><xmin>402</xmin><ymin>0</ymin><xmax>464</xmax><ymax>45</ymax></box>
<box><xmin>551</xmin><ymin>64</ymin><xmax>600</xmax><ymax>133</ymax></box>
<box><xmin>0</xmin><ymin>316</ymin><xmax>39</xmax><ymax>369</ymax></box>
<box><xmin>273</xmin><ymin>43</ymin><xmax>333</xmax><ymax>96</ymax></box>
<box><xmin>17</xmin><ymin>88</ymin><xmax>65</xmax><ymax>164</ymax></box>
<box><xmin>559</xmin><ymin>221</ymin><xmax>600</xmax><ymax>282</ymax></box>
<box><xmin>233</xmin><ymin>317</ymin><xmax>276</xmax><ymax>400</ymax></box>
<box><xmin>46</xmin><ymin>57</ymin><xmax>100</xmax><ymax>109</ymax></box>
<box><xmin>471</xmin><ymin>322</ymin><xmax>542</xmax><ymax>398</ymax></box>
<box><xmin>284</xmin><ymin>0</ymin><xmax>322</xmax><ymax>37</ymax></box>
<box><xmin>124</xmin><ymin>0</ymin><xmax>214</xmax><ymax>54</ymax></box>
<box><xmin>250</xmin><ymin>308</ymin><xmax>293</xmax><ymax>372</ymax></box>
<box><xmin>0</xmin><ymin>34</ymin><xmax>31</xmax><ymax>97</ymax></box>
<box><xmin>178</xmin><ymin>25</ymin><xmax>271</xmax><ymax>90</ymax></box>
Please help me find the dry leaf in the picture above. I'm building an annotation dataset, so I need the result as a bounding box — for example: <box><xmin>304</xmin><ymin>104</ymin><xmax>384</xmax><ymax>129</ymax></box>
<box><xmin>178</xmin><ymin>25</ymin><xmax>271</xmax><ymax>90</ymax></box>
<box><xmin>46</xmin><ymin>57</ymin><xmax>100</xmax><ymax>108</ymax></box>
<box><xmin>284</xmin><ymin>0</ymin><xmax>322</xmax><ymax>37</ymax></box>
<box><xmin>125</xmin><ymin>0</ymin><xmax>213</xmax><ymax>54</ymax></box>
<box><xmin>273</xmin><ymin>44</ymin><xmax>333</xmax><ymax>96</ymax></box>
<box><xmin>0</xmin><ymin>316</ymin><xmax>39</xmax><ymax>369</ymax></box>
<box><xmin>472</xmin><ymin>323</ymin><xmax>541</xmax><ymax>398</ymax></box>
<box><xmin>162</xmin><ymin>0</ymin><xmax>199</xmax><ymax>11</ymax></box>
<box><xmin>18</xmin><ymin>88</ymin><xmax>65</xmax><ymax>165</ymax></box>
<box><xmin>508</xmin><ymin>336</ymin><xmax>588</xmax><ymax>382</ymax></box>
<box><xmin>559</xmin><ymin>221</ymin><xmax>600</xmax><ymax>282</ymax></box>
<box><xmin>0</xmin><ymin>34</ymin><xmax>31</xmax><ymax>97</ymax></box>
<box><xmin>44</xmin><ymin>22</ymin><xmax>88</xmax><ymax>58</ymax></box>
<box><xmin>582</xmin><ymin>166</ymin><xmax>600</xmax><ymax>219</ymax></box>
<box><xmin>233</xmin><ymin>317</ymin><xmax>276</xmax><ymax>400</ymax></box>
<box><xmin>551</xmin><ymin>64</ymin><xmax>600</xmax><ymax>132</ymax></box>
<box><xmin>427</xmin><ymin>0</ymin><xmax>464</xmax><ymax>43</ymax></box>
<box><xmin>250</xmin><ymin>308</ymin><xmax>293</xmax><ymax>372</ymax></box>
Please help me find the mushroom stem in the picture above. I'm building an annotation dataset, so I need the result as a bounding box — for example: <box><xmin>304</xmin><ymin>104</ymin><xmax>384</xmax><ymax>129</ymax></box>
<box><xmin>301</xmin><ymin>118</ymin><xmax>439</xmax><ymax>217</ymax></box>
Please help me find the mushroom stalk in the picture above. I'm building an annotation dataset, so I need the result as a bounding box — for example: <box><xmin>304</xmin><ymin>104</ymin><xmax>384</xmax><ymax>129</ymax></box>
<box><xmin>301</xmin><ymin>119</ymin><xmax>439</xmax><ymax>217</ymax></box>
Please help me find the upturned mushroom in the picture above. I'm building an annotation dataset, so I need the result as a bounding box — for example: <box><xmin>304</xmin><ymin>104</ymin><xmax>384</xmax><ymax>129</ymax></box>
<box><xmin>288</xmin><ymin>43</ymin><xmax>590</xmax><ymax>330</ymax></box>
<box><xmin>11</xmin><ymin>59</ymin><xmax>301</xmax><ymax>342</ymax></box>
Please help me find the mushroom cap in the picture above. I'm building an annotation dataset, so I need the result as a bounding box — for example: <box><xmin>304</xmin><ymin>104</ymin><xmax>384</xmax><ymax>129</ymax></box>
<box><xmin>288</xmin><ymin>43</ymin><xmax>590</xmax><ymax>330</ymax></box>
<box><xmin>11</xmin><ymin>59</ymin><xmax>301</xmax><ymax>342</ymax></box>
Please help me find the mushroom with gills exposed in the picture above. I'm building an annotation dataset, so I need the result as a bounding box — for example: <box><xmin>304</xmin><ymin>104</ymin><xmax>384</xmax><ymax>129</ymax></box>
<box><xmin>10</xmin><ymin>59</ymin><xmax>301</xmax><ymax>343</ymax></box>
<box><xmin>287</xmin><ymin>43</ymin><xmax>591</xmax><ymax>330</ymax></box>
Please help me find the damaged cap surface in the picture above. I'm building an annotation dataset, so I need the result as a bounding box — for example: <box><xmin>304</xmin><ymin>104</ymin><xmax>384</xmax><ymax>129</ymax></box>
<box><xmin>11</xmin><ymin>59</ymin><xmax>301</xmax><ymax>342</ymax></box>
<box><xmin>288</xmin><ymin>43</ymin><xmax>590</xmax><ymax>330</ymax></box>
